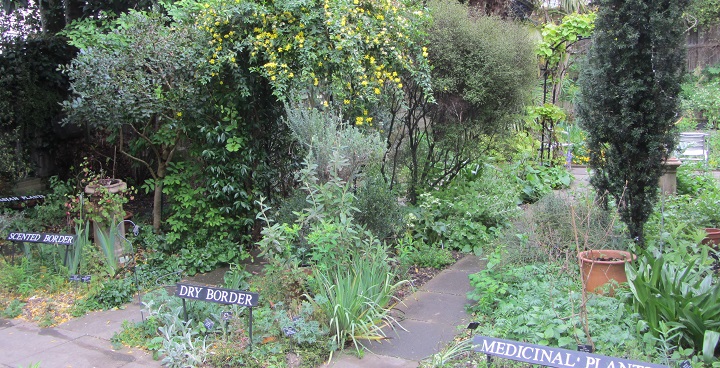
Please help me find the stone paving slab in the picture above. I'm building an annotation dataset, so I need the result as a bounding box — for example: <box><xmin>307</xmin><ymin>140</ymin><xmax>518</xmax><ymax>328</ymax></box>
<box><xmin>0</xmin><ymin>319</ymin><xmax>84</xmax><ymax>365</ymax></box>
<box><xmin>1</xmin><ymin>306</ymin><xmax>159</xmax><ymax>368</ymax></box>
<box><xmin>58</xmin><ymin>303</ymin><xmax>145</xmax><ymax>340</ymax></box>
<box><xmin>397</xmin><ymin>291</ymin><xmax>471</xmax><ymax>325</ymax></box>
<box><xmin>364</xmin><ymin>319</ymin><xmax>461</xmax><ymax>361</ymax></box>
<box><xmin>324</xmin><ymin>352</ymin><xmax>418</xmax><ymax>368</ymax></box>
<box><xmin>9</xmin><ymin>334</ymin><xmax>142</xmax><ymax>368</ymax></box>
<box><xmin>420</xmin><ymin>269</ymin><xmax>476</xmax><ymax>296</ymax></box>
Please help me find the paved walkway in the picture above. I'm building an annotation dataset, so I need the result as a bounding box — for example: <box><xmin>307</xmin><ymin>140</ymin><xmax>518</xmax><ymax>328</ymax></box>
<box><xmin>0</xmin><ymin>303</ymin><xmax>159</xmax><ymax>368</ymax></box>
<box><xmin>326</xmin><ymin>255</ymin><xmax>484</xmax><ymax>367</ymax></box>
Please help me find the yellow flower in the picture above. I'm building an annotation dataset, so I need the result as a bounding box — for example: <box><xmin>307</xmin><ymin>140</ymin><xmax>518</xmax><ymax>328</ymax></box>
<box><xmin>374</xmin><ymin>88</ymin><xmax>381</xmax><ymax>94</ymax></box>
<box><xmin>344</xmin><ymin>99</ymin><xmax>350</xmax><ymax>105</ymax></box>
<box><xmin>356</xmin><ymin>116</ymin><xmax>364</xmax><ymax>125</ymax></box>
<box><xmin>176</xmin><ymin>112</ymin><xmax>183</xmax><ymax>117</ymax></box>
<box><xmin>314</xmin><ymin>78</ymin><xmax>319</xmax><ymax>86</ymax></box>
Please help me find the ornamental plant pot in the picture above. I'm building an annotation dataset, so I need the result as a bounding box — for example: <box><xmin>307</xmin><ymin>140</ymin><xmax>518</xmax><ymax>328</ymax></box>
<box><xmin>578</xmin><ymin>250</ymin><xmax>636</xmax><ymax>295</ymax></box>
<box><xmin>702</xmin><ymin>228</ymin><xmax>720</xmax><ymax>249</ymax></box>
<box><xmin>84</xmin><ymin>179</ymin><xmax>128</xmax><ymax>258</ymax></box>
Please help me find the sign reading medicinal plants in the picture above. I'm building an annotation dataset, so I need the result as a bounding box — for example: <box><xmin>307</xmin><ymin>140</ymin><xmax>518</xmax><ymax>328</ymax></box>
<box><xmin>473</xmin><ymin>336</ymin><xmax>667</xmax><ymax>368</ymax></box>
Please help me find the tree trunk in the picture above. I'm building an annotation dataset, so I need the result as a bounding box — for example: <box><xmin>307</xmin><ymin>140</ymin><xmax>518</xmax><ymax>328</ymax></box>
<box><xmin>152</xmin><ymin>163</ymin><xmax>166</xmax><ymax>232</ymax></box>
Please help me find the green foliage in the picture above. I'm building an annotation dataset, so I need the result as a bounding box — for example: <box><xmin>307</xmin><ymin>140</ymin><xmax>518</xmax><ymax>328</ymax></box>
<box><xmin>467</xmin><ymin>262</ymin><xmax>655</xmax><ymax>360</ymax></box>
<box><xmin>91</xmin><ymin>277</ymin><xmax>137</xmax><ymax>310</ymax></box>
<box><xmin>62</xmin><ymin>10</ymin><xmax>213</xmax><ymax>231</ymax></box>
<box><xmin>67</xmin><ymin>221</ymin><xmax>89</xmax><ymax>276</ymax></box>
<box><xmin>680</xmin><ymin>72</ymin><xmax>720</xmax><ymax>129</ymax></box>
<box><xmin>284</xmin><ymin>105</ymin><xmax>384</xmax><ymax>183</ymax></box>
<box><xmin>407</xmin><ymin>165</ymin><xmax>522</xmax><ymax>254</ymax></box>
<box><xmin>192</xmin><ymin>0</ymin><xmax>432</xmax><ymax>107</ymax></box>
<box><xmin>517</xmin><ymin>164</ymin><xmax>573</xmax><ymax>203</ymax></box>
<box><xmin>355</xmin><ymin>172</ymin><xmax>405</xmax><ymax>239</ymax></box>
<box><xmin>646</xmin><ymin>169</ymin><xmax>720</xmax><ymax>230</ymax></box>
<box><xmin>557</xmin><ymin>121</ymin><xmax>589</xmax><ymax>165</ymax></box>
<box><xmin>537</xmin><ymin>12</ymin><xmax>596</xmax><ymax>76</ymax></box>
<box><xmin>94</xmin><ymin>220</ymin><xmax>124</xmax><ymax>276</ymax></box>
<box><xmin>311</xmin><ymin>253</ymin><xmax>405</xmax><ymax>355</ymax></box>
<box><xmin>396</xmin><ymin>234</ymin><xmax>454</xmax><ymax>270</ymax></box>
<box><xmin>0</xmin><ymin>250</ymin><xmax>71</xmax><ymax>298</ymax></box>
<box><xmin>2</xmin><ymin>299</ymin><xmax>25</xmax><ymax>318</ymax></box>
<box><xmin>257</xmin><ymin>152</ymin><xmax>384</xmax><ymax>270</ymax></box>
<box><xmin>625</xmin><ymin>246</ymin><xmax>720</xmax><ymax>359</ymax></box>
<box><xmin>388</xmin><ymin>0</ymin><xmax>535</xmax><ymax>200</ymax></box>
<box><xmin>497</xmin><ymin>190</ymin><xmax>626</xmax><ymax>267</ymax></box>
<box><xmin>535</xmin><ymin>12</ymin><xmax>595</xmax><ymax>163</ymax></box>
<box><xmin>577</xmin><ymin>0</ymin><xmax>687</xmax><ymax>242</ymax></box>
<box><xmin>687</xmin><ymin>0</ymin><xmax>720</xmax><ymax>26</ymax></box>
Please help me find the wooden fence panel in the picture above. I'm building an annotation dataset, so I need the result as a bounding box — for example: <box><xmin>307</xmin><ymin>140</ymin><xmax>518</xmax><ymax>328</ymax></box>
<box><xmin>687</xmin><ymin>25</ymin><xmax>720</xmax><ymax>71</ymax></box>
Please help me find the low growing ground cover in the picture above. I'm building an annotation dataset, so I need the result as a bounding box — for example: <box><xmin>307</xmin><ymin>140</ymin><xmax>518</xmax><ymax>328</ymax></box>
<box><xmin>423</xmin><ymin>169</ymin><xmax>720</xmax><ymax>367</ymax></box>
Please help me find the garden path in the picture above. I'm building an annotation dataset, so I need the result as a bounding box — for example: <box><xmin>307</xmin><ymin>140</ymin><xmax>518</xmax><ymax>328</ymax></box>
<box><xmin>325</xmin><ymin>254</ymin><xmax>484</xmax><ymax>368</ymax></box>
<box><xmin>0</xmin><ymin>302</ymin><xmax>159</xmax><ymax>368</ymax></box>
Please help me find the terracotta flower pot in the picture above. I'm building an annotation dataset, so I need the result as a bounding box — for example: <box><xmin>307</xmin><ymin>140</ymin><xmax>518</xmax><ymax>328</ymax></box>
<box><xmin>578</xmin><ymin>250</ymin><xmax>636</xmax><ymax>295</ymax></box>
<box><xmin>702</xmin><ymin>228</ymin><xmax>720</xmax><ymax>248</ymax></box>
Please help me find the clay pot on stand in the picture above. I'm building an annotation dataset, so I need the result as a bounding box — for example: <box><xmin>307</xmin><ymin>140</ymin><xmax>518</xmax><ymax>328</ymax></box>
<box><xmin>85</xmin><ymin>179</ymin><xmax>128</xmax><ymax>258</ymax></box>
<box><xmin>703</xmin><ymin>228</ymin><xmax>720</xmax><ymax>270</ymax></box>
<box><xmin>578</xmin><ymin>250</ymin><xmax>636</xmax><ymax>295</ymax></box>
<box><xmin>702</xmin><ymin>228</ymin><xmax>720</xmax><ymax>248</ymax></box>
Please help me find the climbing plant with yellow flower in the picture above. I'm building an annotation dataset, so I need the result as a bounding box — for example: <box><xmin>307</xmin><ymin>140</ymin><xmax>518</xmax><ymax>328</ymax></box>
<box><xmin>193</xmin><ymin>0</ymin><xmax>432</xmax><ymax>111</ymax></box>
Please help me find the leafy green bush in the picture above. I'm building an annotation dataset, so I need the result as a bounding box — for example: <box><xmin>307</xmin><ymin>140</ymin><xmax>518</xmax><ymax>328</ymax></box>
<box><xmin>407</xmin><ymin>165</ymin><xmax>522</xmax><ymax>254</ymax></box>
<box><xmin>355</xmin><ymin>172</ymin><xmax>405</xmax><ymax>240</ymax></box>
<box><xmin>517</xmin><ymin>164</ymin><xmax>573</xmax><ymax>203</ymax></box>
<box><xmin>92</xmin><ymin>277</ymin><xmax>137</xmax><ymax>310</ymax></box>
<box><xmin>467</xmin><ymin>262</ymin><xmax>655</xmax><ymax>360</ymax></box>
<box><xmin>625</xmin><ymin>246</ymin><xmax>720</xmax><ymax>361</ymax></box>
<box><xmin>496</xmin><ymin>190</ymin><xmax>626</xmax><ymax>267</ymax></box>
<box><xmin>2</xmin><ymin>299</ymin><xmax>25</xmax><ymax>318</ymax></box>
<box><xmin>647</xmin><ymin>168</ymin><xmax>720</xmax><ymax>230</ymax></box>
<box><xmin>396</xmin><ymin>235</ymin><xmax>454</xmax><ymax>270</ymax></box>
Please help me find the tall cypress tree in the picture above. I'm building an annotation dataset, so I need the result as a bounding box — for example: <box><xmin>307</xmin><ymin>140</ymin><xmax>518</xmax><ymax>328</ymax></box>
<box><xmin>577</xmin><ymin>0</ymin><xmax>687</xmax><ymax>244</ymax></box>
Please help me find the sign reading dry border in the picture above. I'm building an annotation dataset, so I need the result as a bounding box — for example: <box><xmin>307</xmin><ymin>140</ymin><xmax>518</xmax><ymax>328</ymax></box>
<box><xmin>175</xmin><ymin>283</ymin><xmax>258</xmax><ymax>307</ymax></box>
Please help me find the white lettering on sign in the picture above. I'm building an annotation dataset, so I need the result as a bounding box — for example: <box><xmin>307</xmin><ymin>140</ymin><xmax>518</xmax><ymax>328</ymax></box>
<box><xmin>6</xmin><ymin>232</ymin><xmax>75</xmax><ymax>245</ymax></box>
<box><xmin>175</xmin><ymin>283</ymin><xmax>258</xmax><ymax>307</ymax></box>
<box><xmin>474</xmin><ymin>336</ymin><xmax>665</xmax><ymax>368</ymax></box>
<box><xmin>7</xmin><ymin>232</ymin><xmax>42</xmax><ymax>242</ymax></box>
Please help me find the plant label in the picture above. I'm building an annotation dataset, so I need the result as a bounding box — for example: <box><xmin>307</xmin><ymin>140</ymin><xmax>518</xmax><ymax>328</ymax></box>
<box><xmin>203</xmin><ymin>318</ymin><xmax>214</xmax><ymax>330</ymax></box>
<box><xmin>81</xmin><ymin>275</ymin><xmax>92</xmax><ymax>283</ymax></box>
<box><xmin>69</xmin><ymin>275</ymin><xmax>81</xmax><ymax>282</ymax></box>
<box><xmin>577</xmin><ymin>344</ymin><xmax>593</xmax><ymax>353</ymax></box>
<box><xmin>221</xmin><ymin>311</ymin><xmax>233</xmax><ymax>321</ymax></box>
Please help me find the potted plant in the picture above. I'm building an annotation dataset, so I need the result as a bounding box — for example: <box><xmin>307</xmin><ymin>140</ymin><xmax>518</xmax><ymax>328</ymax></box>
<box><xmin>578</xmin><ymin>249</ymin><xmax>635</xmax><ymax>295</ymax></box>
<box><xmin>66</xmin><ymin>159</ymin><xmax>134</xmax><ymax>258</ymax></box>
